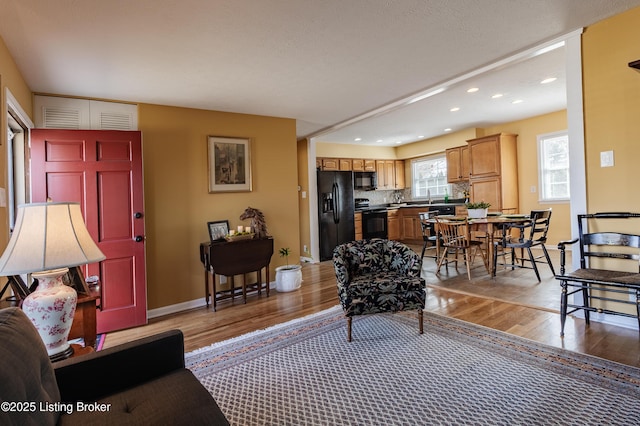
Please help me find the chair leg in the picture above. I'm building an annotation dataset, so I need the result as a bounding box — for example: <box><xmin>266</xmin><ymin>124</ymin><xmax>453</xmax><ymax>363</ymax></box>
<box><xmin>541</xmin><ymin>245</ymin><xmax>556</xmax><ymax>276</ymax></box>
<box><xmin>418</xmin><ymin>309</ymin><xmax>424</xmax><ymax>334</ymax></box>
<box><xmin>347</xmin><ymin>317</ymin><xmax>352</xmax><ymax>342</ymax></box>
<box><xmin>436</xmin><ymin>248</ymin><xmax>448</xmax><ymax>275</ymax></box>
<box><xmin>492</xmin><ymin>244</ymin><xmax>498</xmax><ymax>277</ymax></box>
<box><xmin>527</xmin><ymin>248</ymin><xmax>541</xmax><ymax>281</ymax></box>
<box><xmin>464</xmin><ymin>249</ymin><xmax>472</xmax><ymax>280</ymax></box>
<box><xmin>560</xmin><ymin>282</ymin><xmax>568</xmax><ymax>337</ymax></box>
<box><xmin>420</xmin><ymin>241</ymin><xmax>427</xmax><ymax>259</ymax></box>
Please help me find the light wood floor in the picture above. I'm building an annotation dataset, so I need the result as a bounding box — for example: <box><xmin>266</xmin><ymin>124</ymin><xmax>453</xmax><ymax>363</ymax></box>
<box><xmin>104</xmin><ymin>248</ymin><xmax>640</xmax><ymax>368</ymax></box>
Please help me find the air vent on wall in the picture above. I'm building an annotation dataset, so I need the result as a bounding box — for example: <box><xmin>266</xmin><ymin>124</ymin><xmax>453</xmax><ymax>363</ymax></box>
<box><xmin>629</xmin><ymin>60</ymin><xmax>640</xmax><ymax>70</ymax></box>
<box><xmin>99</xmin><ymin>112</ymin><xmax>133</xmax><ymax>130</ymax></box>
<box><xmin>42</xmin><ymin>107</ymin><xmax>81</xmax><ymax>129</ymax></box>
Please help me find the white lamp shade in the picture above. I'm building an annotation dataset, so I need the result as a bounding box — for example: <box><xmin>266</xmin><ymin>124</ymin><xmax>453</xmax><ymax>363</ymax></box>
<box><xmin>0</xmin><ymin>202</ymin><xmax>106</xmax><ymax>275</ymax></box>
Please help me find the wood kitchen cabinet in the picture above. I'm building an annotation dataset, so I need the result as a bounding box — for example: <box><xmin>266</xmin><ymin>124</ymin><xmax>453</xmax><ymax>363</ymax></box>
<box><xmin>376</xmin><ymin>159</ymin><xmax>405</xmax><ymax>190</ymax></box>
<box><xmin>317</xmin><ymin>157</ymin><xmax>404</xmax><ymax>189</ymax></box>
<box><xmin>339</xmin><ymin>158</ymin><xmax>352</xmax><ymax>170</ymax></box>
<box><xmin>467</xmin><ymin>133</ymin><xmax>518</xmax><ymax>212</ymax></box>
<box><xmin>376</xmin><ymin>160</ymin><xmax>395</xmax><ymax>189</ymax></box>
<box><xmin>400</xmin><ymin>207</ymin><xmax>423</xmax><ymax>242</ymax></box>
<box><xmin>446</xmin><ymin>145</ymin><xmax>469</xmax><ymax>182</ymax></box>
<box><xmin>394</xmin><ymin>160</ymin><xmax>405</xmax><ymax>189</ymax></box>
<box><xmin>363</xmin><ymin>159</ymin><xmax>376</xmax><ymax>171</ymax></box>
<box><xmin>387</xmin><ymin>209</ymin><xmax>400</xmax><ymax>240</ymax></box>
<box><xmin>321</xmin><ymin>158</ymin><xmax>339</xmax><ymax>171</ymax></box>
<box><xmin>354</xmin><ymin>211</ymin><xmax>362</xmax><ymax>240</ymax></box>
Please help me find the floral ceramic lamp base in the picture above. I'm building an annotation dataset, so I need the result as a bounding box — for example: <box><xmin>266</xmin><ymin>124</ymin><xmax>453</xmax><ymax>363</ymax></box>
<box><xmin>21</xmin><ymin>267</ymin><xmax>77</xmax><ymax>361</ymax></box>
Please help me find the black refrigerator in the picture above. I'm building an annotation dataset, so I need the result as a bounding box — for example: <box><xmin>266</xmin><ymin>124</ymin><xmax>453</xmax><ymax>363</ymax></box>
<box><xmin>318</xmin><ymin>170</ymin><xmax>355</xmax><ymax>261</ymax></box>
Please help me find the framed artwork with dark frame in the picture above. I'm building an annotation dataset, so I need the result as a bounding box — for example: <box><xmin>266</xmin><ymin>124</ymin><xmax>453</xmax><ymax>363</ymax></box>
<box><xmin>207</xmin><ymin>136</ymin><xmax>252</xmax><ymax>193</ymax></box>
<box><xmin>208</xmin><ymin>220</ymin><xmax>230</xmax><ymax>242</ymax></box>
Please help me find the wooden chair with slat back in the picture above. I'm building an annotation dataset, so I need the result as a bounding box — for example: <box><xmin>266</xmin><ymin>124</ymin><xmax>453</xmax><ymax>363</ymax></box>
<box><xmin>492</xmin><ymin>209</ymin><xmax>555</xmax><ymax>281</ymax></box>
<box><xmin>435</xmin><ymin>217</ymin><xmax>487</xmax><ymax>280</ymax></box>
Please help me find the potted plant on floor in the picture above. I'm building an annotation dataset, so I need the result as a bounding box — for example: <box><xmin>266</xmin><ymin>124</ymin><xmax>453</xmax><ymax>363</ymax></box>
<box><xmin>275</xmin><ymin>247</ymin><xmax>302</xmax><ymax>292</ymax></box>
<box><xmin>465</xmin><ymin>201</ymin><xmax>491</xmax><ymax>219</ymax></box>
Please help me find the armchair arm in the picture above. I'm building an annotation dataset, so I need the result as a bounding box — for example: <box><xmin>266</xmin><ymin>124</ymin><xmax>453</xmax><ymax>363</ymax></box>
<box><xmin>54</xmin><ymin>329</ymin><xmax>185</xmax><ymax>403</ymax></box>
<box><xmin>557</xmin><ymin>238</ymin><xmax>579</xmax><ymax>275</ymax></box>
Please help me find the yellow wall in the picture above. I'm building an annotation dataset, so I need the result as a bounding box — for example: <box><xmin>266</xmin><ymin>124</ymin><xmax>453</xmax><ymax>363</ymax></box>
<box><xmin>137</xmin><ymin>104</ymin><xmax>299</xmax><ymax>309</ymax></box>
<box><xmin>582</xmin><ymin>7</ymin><xmax>640</xmax><ymax>214</ymax></box>
<box><xmin>395</xmin><ymin>129</ymin><xmax>481</xmax><ymax>159</ymax></box>
<box><xmin>316</xmin><ymin>142</ymin><xmax>397</xmax><ymax>159</ymax></box>
<box><xmin>484</xmin><ymin>110</ymin><xmax>570</xmax><ymax>245</ymax></box>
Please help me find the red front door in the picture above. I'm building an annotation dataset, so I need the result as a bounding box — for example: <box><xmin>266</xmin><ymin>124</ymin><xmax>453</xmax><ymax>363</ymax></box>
<box><xmin>31</xmin><ymin>129</ymin><xmax>147</xmax><ymax>333</ymax></box>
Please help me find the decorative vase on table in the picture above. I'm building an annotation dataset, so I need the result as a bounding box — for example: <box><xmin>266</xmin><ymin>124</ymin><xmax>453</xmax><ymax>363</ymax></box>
<box><xmin>467</xmin><ymin>208</ymin><xmax>488</xmax><ymax>219</ymax></box>
<box><xmin>21</xmin><ymin>268</ymin><xmax>77</xmax><ymax>360</ymax></box>
<box><xmin>275</xmin><ymin>265</ymin><xmax>303</xmax><ymax>292</ymax></box>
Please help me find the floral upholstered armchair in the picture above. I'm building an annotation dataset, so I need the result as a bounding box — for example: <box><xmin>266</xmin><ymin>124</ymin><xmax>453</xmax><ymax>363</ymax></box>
<box><xmin>333</xmin><ymin>238</ymin><xmax>426</xmax><ymax>342</ymax></box>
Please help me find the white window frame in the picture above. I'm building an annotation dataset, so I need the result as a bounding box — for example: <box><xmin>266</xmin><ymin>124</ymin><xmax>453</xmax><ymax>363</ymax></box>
<box><xmin>411</xmin><ymin>154</ymin><xmax>451</xmax><ymax>200</ymax></box>
<box><xmin>537</xmin><ymin>130</ymin><xmax>570</xmax><ymax>203</ymax></box>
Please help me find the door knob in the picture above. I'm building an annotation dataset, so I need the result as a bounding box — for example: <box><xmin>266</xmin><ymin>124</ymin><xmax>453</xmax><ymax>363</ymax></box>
<box><xmin>135</xmin><ymin>235</ymin><xmax>144</xmax><ymax>242</ymax></box>
<box><xmin>134</xmin><ymin>212</ymin><xmax>143</xmax><ymax>219</ymax></box>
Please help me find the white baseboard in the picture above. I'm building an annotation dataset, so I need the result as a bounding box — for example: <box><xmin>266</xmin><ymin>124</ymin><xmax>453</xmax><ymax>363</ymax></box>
<box><xmin>147</xmin><ymin>280</ymin><xmax>276</xmax><ymax>319</ymax></box>
<box><xmin>300</xmin><ymin>256</ymin><xmax>317</xmax><ymax>264</ymax></box>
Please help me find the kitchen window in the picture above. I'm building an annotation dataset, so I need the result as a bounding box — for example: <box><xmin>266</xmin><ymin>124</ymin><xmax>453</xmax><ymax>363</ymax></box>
<box><xmin>537</xmin><ymin>131</ymin><xmax>570</xmax><ymax>202</ymax></box>
<box><xmin>411</xmin><ymin>155</ymin><xmax>450</xmax><ymax>199</ymax></box>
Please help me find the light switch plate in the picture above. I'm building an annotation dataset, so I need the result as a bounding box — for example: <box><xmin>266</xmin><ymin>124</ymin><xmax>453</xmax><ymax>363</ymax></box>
<box><xmin>600</xmin><ymin>150</ymin><xmax>614</xmax><ymax>167</ymax></box>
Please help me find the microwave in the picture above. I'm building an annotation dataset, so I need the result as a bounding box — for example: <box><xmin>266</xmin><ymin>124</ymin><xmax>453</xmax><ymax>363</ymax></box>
<box><xmin>354</xmin><ymin>171</ymin><xmax>377</xmax><ymax>190</ymax></box>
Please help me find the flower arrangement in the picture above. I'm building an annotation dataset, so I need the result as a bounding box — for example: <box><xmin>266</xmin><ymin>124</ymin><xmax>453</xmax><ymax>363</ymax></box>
<box><xmin>465</xmin><ymin>201</ymin><xmax>491</xmax><ymax>209</ymax></box>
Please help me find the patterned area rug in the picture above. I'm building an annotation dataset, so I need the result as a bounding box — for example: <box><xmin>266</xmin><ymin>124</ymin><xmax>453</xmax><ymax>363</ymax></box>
<box><xmin>186</xmin><ymin>306</ymin><xmax>640</xmax><ymax>425</ymax></box>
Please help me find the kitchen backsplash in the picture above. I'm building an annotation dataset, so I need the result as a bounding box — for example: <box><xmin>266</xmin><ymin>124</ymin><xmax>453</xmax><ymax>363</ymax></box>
<box><xmin>353</xmin><ymin>189</ymin><xmax>415</xmax><ymax>205</ymax></box>
<box><xmin>355</xmin><ymin>182</ymin><xmax>469</xmax><ymax>205</ymax></box>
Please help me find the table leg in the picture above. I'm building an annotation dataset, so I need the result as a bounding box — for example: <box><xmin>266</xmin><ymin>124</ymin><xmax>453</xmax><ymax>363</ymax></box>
<box><xmin>212</xmin><ymin>273</ymin><xmax>217</xmax><ymax>312</ymax></box>
<box><xmin>266</xmin><ymin>266</ymin><xmax>270</xmax><ymax>297</ymax></box>
<box><xmin>204</xmin><ymin>267</ymin><xmax>210</xmax><ymax>308</ymax></box>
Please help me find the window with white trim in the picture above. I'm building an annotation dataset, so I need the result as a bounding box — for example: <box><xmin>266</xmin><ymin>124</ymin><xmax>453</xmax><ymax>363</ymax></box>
<box><xmin>537</xmin><ymin>131</ymin><xmax>570</xmax><ymax>202</ymax></box>
<box><xmin>411</xmin><ymin>155</ymin><xmax>451</xmax><ymax>199</ymax></box>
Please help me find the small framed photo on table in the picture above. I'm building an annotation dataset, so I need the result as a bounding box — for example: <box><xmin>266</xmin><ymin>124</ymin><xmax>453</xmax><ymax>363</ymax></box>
<box><xmin>207</xmin><ymin>220</ymin><xmax>230</xmax><ymax>242</ymax></box>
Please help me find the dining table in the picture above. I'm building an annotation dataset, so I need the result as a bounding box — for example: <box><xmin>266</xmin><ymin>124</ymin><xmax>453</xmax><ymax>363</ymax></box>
<box><xmin>426</xmin><ymin>214</ymin><xmax>532</xmax><ymax>276</ymax></box>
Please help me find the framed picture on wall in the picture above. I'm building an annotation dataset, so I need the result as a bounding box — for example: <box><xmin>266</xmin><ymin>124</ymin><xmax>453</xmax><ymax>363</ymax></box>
<box><xmin>207</xmin><ymin>136</ymin><xmax>252</xmax><ymax>193</ymax></box>
<box><xmin>207</xmin><ymin>220</ymin><xmax>230</xmax><ymax>242</ymax></box>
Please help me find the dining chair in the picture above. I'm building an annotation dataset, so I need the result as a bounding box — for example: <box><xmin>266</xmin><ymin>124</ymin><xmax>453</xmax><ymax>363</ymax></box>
<box><xmin>435</xmin><ymin>217</ymin><xmax>487</xmax><ymax>280</ymax></box>
<box><xmin>492</xmin><ymin>209</ymin><xmax>555</xmax><ymax>281</ymax></box>
<box><xmin>418</xmin><ymin>211</ymin><xmax>439</xmax><ymax>263</ymax></box>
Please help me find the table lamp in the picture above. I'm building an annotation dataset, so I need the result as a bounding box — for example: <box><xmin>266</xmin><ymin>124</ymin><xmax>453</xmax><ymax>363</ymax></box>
<box><xmin>0</xmin><ymin>202</ymin><xmax>105</xmax><ymax>360</ymax></box>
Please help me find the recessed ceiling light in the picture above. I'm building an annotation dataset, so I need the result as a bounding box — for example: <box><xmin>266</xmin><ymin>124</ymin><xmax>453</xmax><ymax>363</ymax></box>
<box><xmin>467</xmin><ymin>87</ymin><xmax>479</xmax><ymax>93</ymax></box>
<box><xmin>512</xmin><ymin>99</ymin><xmax>524</xmax><ymax>104</ymax></box>
<box><xmin>418</xmin><ymin>135</ymin><xmax>424</xmax><ymax>139</ymax></box>
<box><xmin>395</xmin><ymin>141</ymin><xmax>402</xmax><ymax>144</ymax></box>
<box><xmin>376</xmin><ymin>139</ymin><xmax>383</xmax><ymax>143</ymax></box>
<box><xmin>354</xmin><ymin>137</ymin><xmax>362</xmax><ymax>141</ymax></box>
<box><xmin>450</xmin><ymin>107</ymin><xmax>460</xmax><ymax>112</ymax></box>
<box><xmin>541</xmin><ymin>77</ymin><xmax>557</xmax><ymax>84</ymax></box>
<box><xmin>444</xmin><ymin>128</ymin><xmax>452</xmax><ymax>132</ymax></box>
<box><xmin>491</xmin><ymin>93</ymin><xmax>503</xmax><ymax>99</ymax></box>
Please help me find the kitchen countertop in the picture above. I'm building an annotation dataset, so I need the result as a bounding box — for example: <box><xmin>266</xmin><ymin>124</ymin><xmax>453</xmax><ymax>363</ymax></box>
<box><xmin>356</xmin><ymin>202</ymin><xmax>464</xmax><ymax>211</ymax></box>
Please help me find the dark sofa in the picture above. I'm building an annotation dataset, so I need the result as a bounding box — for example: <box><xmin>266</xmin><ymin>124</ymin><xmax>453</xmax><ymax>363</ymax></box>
<box><xmin>0</xmin><ymin>307</ymin><xmax>229</xmax><ymax>425</ymax></box>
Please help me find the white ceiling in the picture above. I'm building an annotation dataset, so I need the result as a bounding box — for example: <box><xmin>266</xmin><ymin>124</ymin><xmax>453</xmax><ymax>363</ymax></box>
<box><xmin>1</xmin><ymin>0</ymin><xmax>640</xmax><ymax>146</ymax></box>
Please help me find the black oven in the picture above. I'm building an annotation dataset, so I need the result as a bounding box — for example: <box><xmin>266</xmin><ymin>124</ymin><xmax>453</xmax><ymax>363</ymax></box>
<box><xmin>362</xmin><ymin>209</ymin><xmax>388</xmax><ymax>239</ymax></box>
